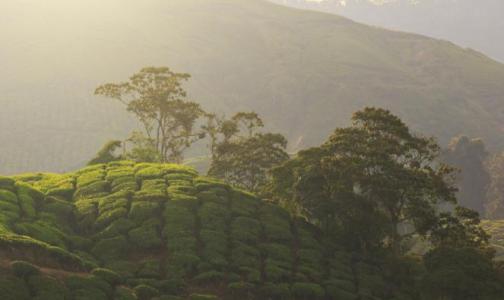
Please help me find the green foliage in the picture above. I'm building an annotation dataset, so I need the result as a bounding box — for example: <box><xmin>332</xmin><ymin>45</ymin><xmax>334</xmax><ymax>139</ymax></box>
<box><xmin>189</xmin><ymin>294</ymin><xmax>219</xmax><ymax>300</ymax></box>
<box><xmin>208</xmin><ymin>115</ymin><xmax>289</xmax><ymax>193</ymax></box>
<box><xmin>28</xmin><ymin>275</ymin><xmax>69</xmax><ymax>300</ymax></box>
<box><xmin>88</xmin><ymin>140</ymin><xmax>123</xmax><ymax>166</ymax></box>
<box><xmin>115</xmin><ymin>287</ymin><xmax>138</xmax><ymax>300</ymax></box>
<box><xmin>422</xmin><ymin>247</ymin><xmax>503</xmax><ymax>300</ymax></box>
<box><xmin>137</xmin><ymin>260</ymin><xmax>162</xmax><ymax>279</ymax></box>
<box><xmin>193</xmin><ymin>270</ymin><xmax>226</xmax><ymax>284</ymax></box>
<box><xmin>291</xmin><ymin>282</ymin><xmax>325</xmax><ymax>299</ymax></box>
<box><xmin>442</xmin><ymin>136</ymin><xmax>489</xmax><ymax>215</ymax></box>
<box><xmin>486</xmin><ymin>151</ymin><xmax>504</xmax><ymax>219</ymax></box>
<box><xmin>92</xmin><ymin>236</ymin><xmax>129</xmax><ymax>260</ymax></box>
<box><xmin>65</xmin><ymin>275</ymin><xmax>112</xmax><ymax>299</ymax></box>
<box><xmin>134</xmin><ymin>284</ymin><xmax>159</xmax><ymax>300</ymax></box>
<box><xmin>258</xmin><ymin>283</ymin><xmax>291</xmax><ymax>299</ymax></box>
<box><xmin>129</xmin><ymin>201</ymin><xmax>160</xmax><ymax>224</ymax></box>
<box><xmin>92</xmin><ymin>268</ymin><xmax>123</xmax><ymax>285</ymax></box>
<box><xmin>271</xmin><ymin>107</ymin><xmax>457</xmax><ymax>253</ymax></box>
<box><xmin>10</xmin><ymin>260</ymin><xmax>40</xmax><ymax>278</ymax></box>
<box><xmin>0</xmin><ymin>275</ymin><xmax>30</xmax><ymax>300</ymax></box>
<box><xmin>0</xmin><ymin>177</ymin><xmax>16</xmax><ymax>192</ymax></box>
<box><xmin>95</xmin><ymin>67</ymin><xmax>206</xmax><ymax>163</ymax></box>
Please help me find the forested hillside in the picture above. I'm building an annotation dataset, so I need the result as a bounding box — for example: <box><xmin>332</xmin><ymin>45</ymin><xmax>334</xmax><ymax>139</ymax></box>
<box><xmin>2</xmin><ymin>0</ymin><xmax>504</xmax><ymax>174</ymax></box>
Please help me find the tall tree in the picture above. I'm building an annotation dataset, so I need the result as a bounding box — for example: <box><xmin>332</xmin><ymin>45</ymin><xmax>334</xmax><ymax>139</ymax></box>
<box><xmin>271</xmin><ymin>107</ymin><xmax>457</xmax><ymax>253</ymax></box>
<box><xmin>95</xmin><ymin>67</ymin><xmax>205</xmax><ymax>163</ymax></box>
<box><xmin>442</xmin><ymin>136</ymin><xmax>490</xmax><ymax>215</ymax></box>
<box><xmin>421</xmin><ymin>206</ymin><xmax>502</xmax><ymax>300</ymax></box>
<box><xmin>486</xmin><ymin>151</ymin><xmax>504</xmax><ymax>219</ymax></box>
<box><xmin>207</xmin><ymin>112</ymin><xmax>289</xmax><ymax>194</ymax></box>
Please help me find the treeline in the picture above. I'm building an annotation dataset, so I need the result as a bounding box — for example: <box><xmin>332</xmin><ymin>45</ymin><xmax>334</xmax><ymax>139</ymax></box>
<box><xmin>90</xmin><ymin>67</ymin><xmax>504</xmax><ymax>299</ymax></box>
<box><xmin>443</xmin><ymin>135</ymin><xmax>504</xmax><ymax>219</ymax></box>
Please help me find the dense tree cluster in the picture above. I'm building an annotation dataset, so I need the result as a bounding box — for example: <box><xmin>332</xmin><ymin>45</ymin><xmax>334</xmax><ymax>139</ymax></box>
<box><xmin>87</xmin><ymin>67</ymin><xmax>504</xmax><ymax>299</ymax></box>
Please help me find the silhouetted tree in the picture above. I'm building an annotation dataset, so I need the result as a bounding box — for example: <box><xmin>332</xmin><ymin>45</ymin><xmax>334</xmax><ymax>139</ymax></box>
<box><xmin>442</xmin><ymin>136</ymin><xmax>489</xmax><ymax>215</ymax></box>
<box><xmin>88</xmin><ymin>140</ymin><xmax>123</xmax><ymax>165</ymax></box>
<box><xmin>271</xmin><ymin>107</ymin><xmax>457</xmax><ymax>253</ymax></box>
<box><xmin>95</xmin><ymin>67</ymin><xmax>206</xmax><ymax>163</ymax></box>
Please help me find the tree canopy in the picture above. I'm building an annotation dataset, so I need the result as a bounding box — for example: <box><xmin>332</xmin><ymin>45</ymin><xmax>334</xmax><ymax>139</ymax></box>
<box><xmin>271</xmin><ymin>107</ymin><xmax>457</xmax><ymax>252</ymax></box>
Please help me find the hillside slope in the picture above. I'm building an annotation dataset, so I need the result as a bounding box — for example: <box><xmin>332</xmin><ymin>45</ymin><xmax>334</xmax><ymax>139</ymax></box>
<box><xmin>2</xmin><ymin>0</ymin><xmax>504</xmax><ymax>174</ymax></box>
<box><xmin>0</xmin><ymin>162</ymin><xmax>390</xmax><ymax>299</ymax></box>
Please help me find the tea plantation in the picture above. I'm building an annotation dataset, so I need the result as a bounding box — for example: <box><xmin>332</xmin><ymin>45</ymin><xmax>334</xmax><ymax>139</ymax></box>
<box><xmin>0</xmin><ymin>162</ymin><xmax>389</xmax><ymax>300</ymax></box>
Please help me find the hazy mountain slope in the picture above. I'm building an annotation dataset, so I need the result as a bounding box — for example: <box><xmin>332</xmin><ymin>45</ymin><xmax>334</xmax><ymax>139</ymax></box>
<box><xmin>0</xmin><ymin>162</ymin><xmax>386</xmax><ymax>299</ymax></box>
<box><xmin>271</xmin><ymin>0</ymin><xmax>504</xmax><ymax>62</ymax></box>
<box><xmin>1</xmin><ymin>0</ymin><xmax>504</xmax><ymax>174</ymax></box>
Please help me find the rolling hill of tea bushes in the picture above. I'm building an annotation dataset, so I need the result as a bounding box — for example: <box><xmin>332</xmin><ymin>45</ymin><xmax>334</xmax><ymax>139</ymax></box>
<box><xmin>0</xmin><ymin>162</ymin><xmax>394</xmax><ymax>300</ymax></box>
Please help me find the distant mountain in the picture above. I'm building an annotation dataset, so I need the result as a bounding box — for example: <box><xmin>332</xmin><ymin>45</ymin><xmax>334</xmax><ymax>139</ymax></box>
<box><xmin>271</xmin><ymin>0</ymin><xmax>504</xmax><ymax>62</ymax></box>
<box><xmin>1</xmin><ymin>0</ymin><xmax>504</xmax><ymax>174</ymax></box>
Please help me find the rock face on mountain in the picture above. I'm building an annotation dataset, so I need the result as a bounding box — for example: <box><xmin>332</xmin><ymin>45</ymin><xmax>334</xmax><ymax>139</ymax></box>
<box><xmin>0</xmin><ymin>162</ymin><xmax>388</xmax><ymax>299</ymax></box>
<box><xmin>2</xmin><ymin>0</ymin><xmax>504</xmax><ymax>174</ymax></box>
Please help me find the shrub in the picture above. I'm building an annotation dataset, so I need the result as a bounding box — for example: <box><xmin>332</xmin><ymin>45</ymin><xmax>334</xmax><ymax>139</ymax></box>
<box><xmin>297</xmin><ymin>265</ymin><xmax>323</xmax><ymax>282</ymax></box>
<box><xmin>258</xmin><ymin>283</ymin><xmax>291</xmax><ymax>299</ymax></box>
<box><xmin>129</xmin><ymin>223</ymin><xmax>163</xmax><ymax>249</ymax></box>
<box><xmin>0</xmin><ymin>201</ymin><xmax>20</xmax><ymax>215</ymax></box>
<box><xmin>76</xmin><ymin>169</ymin><xmax>105</xmax><ymax>187</ymax></box>
<box><xmin>228</xmin><ymin>282</ymin><xmax>255</xmax><ymax>297</ymax></box>
<box><xmin>264</xmin><ymin>261</ymin><xmax>291</xmax><ymax>283</ymax></box>
<box><xmin>92</xmin><ymin>236</ymin><xmax>129</xmax><ymax>260</ymax></box>
<box><xmin>129</xmin><ymin>201</ymin><xmax>160</xmax><ymax>223</ymax></box>
<box><xmin>166</xmin><ymin>236</ymin><xmax>197</xmax><ymax>253</ymax></box>
<box><xmin>231</xmin><ymin>217</ymin><xmax>261</xmax><ymax>243</ymax></box>
<box><xmin>291</xmin><ymin>282</ymin><xmax>325</xmax><ymax>299</ymax></box>
<box><xmin>92</xmin><ymin>268</ymin><xmax>123</xmax><ymax>285</ymax></box>
<box><xmin>167</xmin><ymin>185</ymin><xmax>196</xmax><ymax>195</ymax></box>
<box><xmin>28</xmin><ymin>275</ymin><xmax>68</xmax><ymax>300</ymax></box>
<box><xmin>153</xmin><ymin>296</ymin><xmax>183</xmax><ymax>300</ymax></box>
<box><xmin>114</xmin><ymin>286</ymin><xmax>137</xmax><ymax>300</ymax></box>
<box><xmin>0</xmin><ymin>189</ymin><xmax>18</xmax><ymax>204</ymax></box>
<box><xmin>198</xmin><ymin>202</ymin><xmax>229</xmax><ymax>231</ymax></box>
<box><xmin>95</xmin><ymin>207</ymin><xmax>128</xmax><ymax>229</ymax></box>
<box><xmin>105</xmin><ymin>261</ymin><xmax>140</xmax><ymax>279</ymax></box>
<box><xmin>136</xmin><ymin>167</ymin><xmax>164</xmax><ymax>180</ymax></box>
<box><xmin>165</xmin><ymin>172</ymin><xmax>194</xmax><ymax>182</ymax></box>
<box><xmin>0</xmin><ymin>275</ymin><xmax>30</xmax><ymax>300</ymax></box>
<box><xmin>189</xmin><ymin>294</ymin><xmax>219</xmax><ymax>300</ymax></box>
<box><xmin>167</xmin><ymin>253</ymin><xmax>200</xmax><ymax>277</ymax></box>
<box><xmin>95</xmin><ymin>218</ymin><xmax>136</xmax><ymax>239</ymax></box>
<box><xmin>0</xmin><ymin>176</ymin><xmax>15</xmax><ymax>191</ymax></box>
<box><xmin>230</xmin><ymin>197</ymin><xmax>258</xmax><ymax>218</ymax></box>
<box><xmin>14</xmin><ymin>221</ymin><xmax>67</xmax><ymax>249</ymax></box>
<box><xmin>65</xmin><ymin>275</ymin><xmax>112</xmax><ymax>297</ymax></box>
<box><xmin>324</xmin><ymin>279</ymin><xmax>356</xmax><ymax>295</ymax></box>
<box><xmin>72</xmin><ymin>288</ymin><xmax>108</xmax><ymax>300</ymax></box>
<box><xmin>193</xmin><ymin>271</ymin><xmax>226</xmax><ymax>285</ymax></box>
<box><xmin>261</xmin><ymin>243</ymin><xmax>293</xmax><ymax>265</ymax></box>
<box><xmin>231</xmin><ymin>243</ymin><xmax>260</xmax><ymax>268</ymax></box>
<box><xmin>261</xmin><ymin>218</ymin><xmax>293</xmax><ymax>242</ymax></box>
<box><xmin>98</xmin><ymin>192</ymin><xmax>129</xmax><ymax>211</ymax></box>
<box><xmin>11</xmin><ymin>260</ymin><xmax>40</xmax><ymax>278</ymax></box>
<box><xmin>17</xmin><ymin>194</ymin><xmax>36</xmax><ymax>218</ymax></box>
<box><xmin>237</xmin><ymin>267</ymin><xmax>261</xmax><ymax>283</ymax></box>
<box><xmin>43</xmin><ymin>197</ymin><xmax>74</xmax><ymax>219</ymax></box>
<box><xmin>134</xmin><ymin>284</ymin><xmax>159</xmax><ymax>300</ymax></box>
<box><xmin>137</xmin><ymin>260</ymin><xmax>162</xmax><ymax>278</ymax></box>
<box><xmin>75</xmin><ymin>180</ymin><xmax>108</xmax><ymax>199</ymax></box>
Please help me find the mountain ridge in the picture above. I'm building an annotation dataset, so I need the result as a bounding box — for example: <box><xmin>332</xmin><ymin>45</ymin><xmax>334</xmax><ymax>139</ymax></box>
<box><xmin>1</xmin><ymin>0</ymin><xmax>504</xmax><ymax>174</ymax></box>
